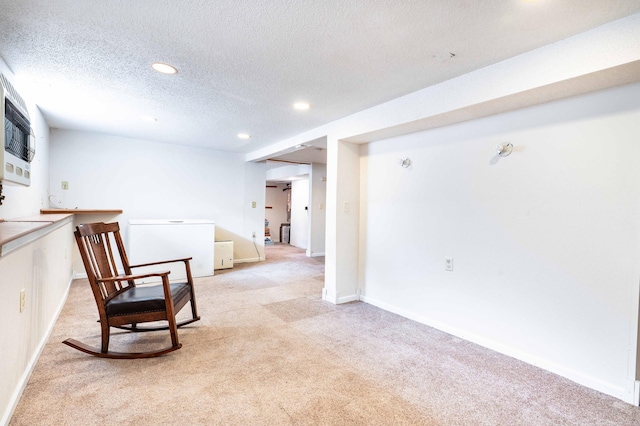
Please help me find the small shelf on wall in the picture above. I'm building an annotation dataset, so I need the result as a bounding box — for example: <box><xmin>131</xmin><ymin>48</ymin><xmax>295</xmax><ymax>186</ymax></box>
<box><xmin>40</xmin><ymin>209</ymin><xmax>123</xmax><ymax>215</ymax></box>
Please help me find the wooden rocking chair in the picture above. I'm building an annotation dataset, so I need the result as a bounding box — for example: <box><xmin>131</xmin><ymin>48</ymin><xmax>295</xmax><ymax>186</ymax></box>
<box><xmin>63</xmin><ymin>222</ymin><xmax>200</xmax><ymax>359</ymax></box>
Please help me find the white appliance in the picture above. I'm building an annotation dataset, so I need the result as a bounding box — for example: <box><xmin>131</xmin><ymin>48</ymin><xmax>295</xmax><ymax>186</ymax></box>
<box><xmin>128</xmin><ymin>219</ymin><xmax>215</xmax><ymax>283</ymax></box>
<box><xmin>1</xmin><ymin>74</ymin><xmax>34</xmax><ymax>186</ymax></box>
<box><xmin>214</xmin><ymin>240</ymin><xmax>234</xmax><ymax>270</ymax></box>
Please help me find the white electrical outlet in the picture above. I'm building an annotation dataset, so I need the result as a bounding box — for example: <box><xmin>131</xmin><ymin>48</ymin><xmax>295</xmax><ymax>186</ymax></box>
<box><xmin>251</xmin><ymin>201</ymin><xmax>256</xmax><ymax>208</ymax></box>
<box><xmin>445</xmin><ymin>257</ymin><xmax>454</xmax><ymax>272</ymax></box>
<box><xmin>20</xmin><ymin>289</ymin><xmax>26</xmax><ymax>313</ymax></box>
<box><xmin>61</xmin><ymin>181</ymin><xmax>69</xmax><ymax>190</ymax></box>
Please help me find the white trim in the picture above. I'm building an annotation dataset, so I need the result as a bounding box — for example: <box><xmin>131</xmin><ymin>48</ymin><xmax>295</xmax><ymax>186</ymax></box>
<box><xmin>73</xmin><ymin>271</ymin><xmax>87</xmax><ymax>279</ymax></box>
<box><xmin>337</xmin><ymin>294</ymin><xmax>359</xmax><ymax>304</ymax></box>
<box><xmin>234</xmin><ymin>257</ymin><xmax>261</xmax><ymax>264</ymax></box>
<box><xmin>634</xmin><ymin>381</ymin><xmax>640</xmax><ymax>406</ymax></box>
<box><xmin>310</xmin><ymin>252</ymin><xmax>325</xmax><ymax>257</ymax></box>
<box><xmin>1</xmin><ymin>276</ymin><xmax>73</xmax><ymax>426</ymax></box>
<box><xmin>360</xmin><ymin>294</ymin><xmax>635</xmax><ymax>404</ymax></box>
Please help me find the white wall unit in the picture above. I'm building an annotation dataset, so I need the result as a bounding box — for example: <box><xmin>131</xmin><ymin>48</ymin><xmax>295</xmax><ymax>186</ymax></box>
<box><xmin>128</xmin><ymin>220</ymin><xmax>215</xmax><ymax>282</ymax></box>
<box><xmin>214</xmin><ymin>240</ymin><xmax>233</xmax><ymax>270</ymax></box>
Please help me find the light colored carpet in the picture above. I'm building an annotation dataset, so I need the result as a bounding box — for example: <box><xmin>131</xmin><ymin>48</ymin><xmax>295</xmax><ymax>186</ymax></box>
<box><xmin>9</xmin><ymin>243</ymin><xmax>640</xmax><ymax>425</ymax></box>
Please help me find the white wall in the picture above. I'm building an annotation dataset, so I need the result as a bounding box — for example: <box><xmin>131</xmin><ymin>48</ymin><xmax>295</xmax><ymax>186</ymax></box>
<box><xmin>243</xmin><ymin>159</ymin><xmax>267</xmax><ymax>261</ymax></box>
<box><xmin>265</xmin><ymin>163</ymin><xmax>310</xmax><ymax>181</ymax></box>
<box><xmin>49</xmin><ymin>129</ymin><xmax>265</xmax><ymax>267</ymax></box>
<box><xmin>308</xmin><ymin>163</ymin><xmax>326</xmax><ymax>257</ymax></box>
<box><xmin>265</xmin><ymin>184</ymin><xmax>289</xmax><ymax>242</ymax></box>
<box><xmin>360</xmin><ymin>83</ymin><xmax>640</xmax><ymax>403</ymax></box>
<box><xmin>290</xmin><ymin>178</ymin><xmax>309</xmax><ymax>250</ymax></box>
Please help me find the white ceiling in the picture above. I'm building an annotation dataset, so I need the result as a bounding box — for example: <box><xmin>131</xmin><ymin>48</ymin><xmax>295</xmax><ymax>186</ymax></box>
<box><xmin>1</xmin><ymin>1</ymin><xmax>639</xmax><ymax>156</ymax></box>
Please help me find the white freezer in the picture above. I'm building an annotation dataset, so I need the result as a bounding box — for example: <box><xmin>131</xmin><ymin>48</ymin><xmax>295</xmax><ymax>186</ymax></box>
<box><xmin>128</xmin><ymin>219</ymin><xmax>215</xmax><ymax>283</ymax></box>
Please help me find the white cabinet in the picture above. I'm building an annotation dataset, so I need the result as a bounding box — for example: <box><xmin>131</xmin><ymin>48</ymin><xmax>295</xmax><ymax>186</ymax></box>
<box><xmin>214</xmin><ymin>241</ymin><xmax>233</xmax><ymax>270</ymax></box>
<box><xmin>128</xmin><ymin>219</ymin><xmax>215</xmax><ymax>283</ymax></box>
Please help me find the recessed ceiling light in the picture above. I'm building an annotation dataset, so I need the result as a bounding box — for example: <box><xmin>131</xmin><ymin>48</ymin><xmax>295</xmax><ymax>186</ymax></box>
<box><xmin>140</xmin><ymin>115</ymin><xmax>157</xmax><ymax>122</ymax></box>
<box><xmin>238</xmin><ymin>133</ymin><xmax>251</xmax><ymax>139</ymax></box>
<box><xmin>151</xmin><ymin>62</ymin><xmax>178</xmax><ymax>75</ymax></box>
<box><xmin>293</xmin><ymin>102</ymin><xmax>310</xmax><ymax>110</ymax></box>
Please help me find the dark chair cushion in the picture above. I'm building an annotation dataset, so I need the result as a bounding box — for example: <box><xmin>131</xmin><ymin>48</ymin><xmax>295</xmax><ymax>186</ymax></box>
<box><xmin>106</xmin><ymin>282</ymin><xmax>191</xmax><ymax>317</ymax></box>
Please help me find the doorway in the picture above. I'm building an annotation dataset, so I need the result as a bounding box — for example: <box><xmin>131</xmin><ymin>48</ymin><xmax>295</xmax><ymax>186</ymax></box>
<box><xmin>265</xmin><ymin>177</ymin><xmax>310</xmax><ymax>250</ymax></box>
<box><xmin>264</xmin><ymin>162</ymin><xmax>326</xmax><ymax>258</ymax></box>
<box><xmin>265</xmin><ymin>182</ymin><xmax>291</xmax><ymax>244</ymax></box>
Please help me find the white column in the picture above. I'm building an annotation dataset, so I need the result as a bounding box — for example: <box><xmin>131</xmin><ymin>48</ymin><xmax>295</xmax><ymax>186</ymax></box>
<box><xmin>324</xmin><ymin>137</ymin><xmax>360</xmax><ymax>304</ymax></box>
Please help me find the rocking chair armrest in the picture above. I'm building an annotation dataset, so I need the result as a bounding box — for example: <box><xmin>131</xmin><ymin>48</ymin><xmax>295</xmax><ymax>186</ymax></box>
<box><xmin>97</xmin><ymin>271</ymin><xmax>171</xmax><ymax>284</ymax></box>
<box><xmin>129</xmin><ymin>257</ymin><xmax>193</xmax><ymax>269</ymax></box>
<box><xmin>100</xmin><ymin>271</ymin><xmax>175</xmax><ymax>306</ymax></box>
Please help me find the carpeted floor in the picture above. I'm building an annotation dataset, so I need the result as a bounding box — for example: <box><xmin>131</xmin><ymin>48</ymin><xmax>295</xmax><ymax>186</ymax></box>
<box><xmin>9</xmin><ymin>244</ymin><xmax>640</xmax><ymax>425</ymax></box>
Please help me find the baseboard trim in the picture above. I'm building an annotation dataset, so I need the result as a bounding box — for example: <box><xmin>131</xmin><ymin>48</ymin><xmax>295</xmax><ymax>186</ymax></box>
<box><xmin>72</xmin><ymin>271</ymin><xmax>87</xmax><ymax>279</ymax></box>
<box><xmin>234</xmin><ymin>257</ymin><xmax>261</xmax><ymax>264</ymax></box>
<box><xmin>360</xmin><ymin>294</ymin><xmax>634</xmax><ymax>404</ymax></box>
<box><xmin>310</xmin><ymin>252</ymin><xmax>325</xmax><ymax>257</ymax></box>
<box><xmin>1</xmin><ymin>275</ymin><xmax>73</xmax><ymax>426</ymax></box>
<box><xmin>337</xmin><ymin>294</ymin><xmax>359</xmax><ymax>304</ymax></box>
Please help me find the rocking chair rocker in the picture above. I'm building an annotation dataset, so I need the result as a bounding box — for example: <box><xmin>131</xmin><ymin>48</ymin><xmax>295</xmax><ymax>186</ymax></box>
<box><xmin>63</xmin><ymin>222</ymin><xmax>200</xmax><ymax>359</ymax></box>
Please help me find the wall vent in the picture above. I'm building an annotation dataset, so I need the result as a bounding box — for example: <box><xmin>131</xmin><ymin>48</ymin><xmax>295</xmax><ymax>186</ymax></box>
<box><xmin>0</xmin><ymin>74</ymin><xmax>30</xmax><ymax>120</ymax></box>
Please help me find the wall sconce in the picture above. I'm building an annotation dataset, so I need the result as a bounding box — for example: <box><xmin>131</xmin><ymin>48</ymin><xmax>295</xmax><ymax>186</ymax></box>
<box><xmin>398</xmin><ymin>157</ymin><xmax>412</xmax><ymax>168</ymax></box>
<box><xmin>495</xmin><ymin>143</ymin><xmax>513</xmax><ymax>157</ymax></box>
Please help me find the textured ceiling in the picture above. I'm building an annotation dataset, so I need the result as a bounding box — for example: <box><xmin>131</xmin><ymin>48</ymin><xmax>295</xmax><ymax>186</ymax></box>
<box><xmin>1</xmin><ymin>0</ymin><xmax>639</xmax><ymax>155</ymax></box>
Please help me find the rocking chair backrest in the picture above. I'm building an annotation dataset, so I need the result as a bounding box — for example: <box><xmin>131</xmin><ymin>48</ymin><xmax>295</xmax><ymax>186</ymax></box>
<box><xmin>74</xmin><ymin>222</ymin><xmax>133</xmax><ymax>305</ymax></box>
